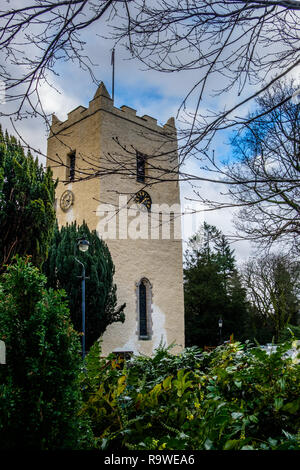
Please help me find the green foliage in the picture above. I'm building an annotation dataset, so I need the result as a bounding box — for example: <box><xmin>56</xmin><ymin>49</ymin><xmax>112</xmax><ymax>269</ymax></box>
<box><xmin>242</xmin><ymin>254</ymin><xmax>300</xmax><ymax>343</ymax></box>
<box><xmin>80</xmin><ymin>340</ymin><xmax>300</xmax><ymax>451</ymax></box>
<box><xmin>279</xmin><ymin>324</ymin><xmax>300</xmax><ymax>342</ymax></box>
<box><xmin>243</xmin><ymin>304</ymin><xmax>275</xmax><ymax>345</ymax></box>
<box><xmin>43</xmin><ymin>221</ymin><xmax>125</xmax><ymax>351</ymax></box>
<box><xmin>0</xmin><ymin>257</ymin><xmax>93</xmax><ymax>449</ymax></box>
<box><xmin>184</xmin><ymin>223</ymin><xmax>249</xmax><ymax>347</ymax></box>
<box><xmin>0</xmin><ymin>128</ymin><xmax>56</xmax><ymax>272</ymax></box>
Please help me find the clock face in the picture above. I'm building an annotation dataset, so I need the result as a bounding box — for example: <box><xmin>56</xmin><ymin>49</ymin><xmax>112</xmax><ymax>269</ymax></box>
<box><xmin>134</xmin><ymin>190</ymin><xmax>152</xmax><ymax>211</ymax></box>
<box><xmin>60</xmin><ymin>190</ymin><xmax>74</xmax><ymax>212</ymax></box>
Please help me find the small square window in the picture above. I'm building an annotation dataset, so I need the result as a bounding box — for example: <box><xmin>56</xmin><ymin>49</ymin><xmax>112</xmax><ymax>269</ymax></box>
<box><xmin>136</xmin><ymin>151</ymin><xmax>146</xmax><ymax>183</ymax></box>
<box><xmin>67</xmin><ymin>151</ymin><xmax>76</xmax><ymax>182</ymax></box>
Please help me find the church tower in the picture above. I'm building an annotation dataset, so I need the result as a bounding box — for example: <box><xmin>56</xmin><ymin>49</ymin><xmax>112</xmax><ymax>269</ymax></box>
<box><xmin>47</xmin><ymin>82</ymin><xmax>185</xmax><ymax>356</ymax></box>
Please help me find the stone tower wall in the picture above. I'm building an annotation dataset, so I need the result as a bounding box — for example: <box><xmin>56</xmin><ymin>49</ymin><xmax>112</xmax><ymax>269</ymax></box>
<box><xmin>47</xmin><ymin>83</ymin><xmax>185</xmax><ymax>356</ymax></box>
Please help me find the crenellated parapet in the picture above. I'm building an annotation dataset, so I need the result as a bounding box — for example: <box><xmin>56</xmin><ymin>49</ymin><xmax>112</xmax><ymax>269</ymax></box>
<box><xmin>50</xmin><ymin>82</ymin><xmax>176</xmax><ymax>136</ymax></box>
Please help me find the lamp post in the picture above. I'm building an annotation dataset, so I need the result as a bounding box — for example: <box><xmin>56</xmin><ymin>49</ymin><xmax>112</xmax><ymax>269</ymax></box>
<box><xmin>218</xmin><ymin>318</ymin><xmax>223</xmax><ymax>345</ymax></box>
<box><xmin>75</xmin><ymin>236</ymin><xmax>90</xmax><ymax>360</ymax></box>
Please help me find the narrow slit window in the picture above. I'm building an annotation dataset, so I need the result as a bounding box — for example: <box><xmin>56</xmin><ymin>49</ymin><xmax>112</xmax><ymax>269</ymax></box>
<box><xmin>68</xmin><ymin>151</ymin><xmax>76</xmax><ymax>182</ymax></box>
<box><xmin>139</xmin><ymin>281</ymin><xmax>147</xmax><ymax>337</ymax></box>
<box><xmin>136</xmin><ymin>151</ymin><xmax>146</xmax><ymax>183</ymax></box>
<box><xmin>137</xmin><ymin>278</ymin><xmax>152</xmax><ymax>340</ymax></box>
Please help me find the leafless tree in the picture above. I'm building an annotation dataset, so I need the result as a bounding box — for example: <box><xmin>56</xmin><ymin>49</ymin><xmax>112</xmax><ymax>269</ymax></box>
<box><xmin>241</xmin><ymin>253</ymin><xmax>300</xmax><ymax>341</ymax></box>
<box><xmin>192</xmin><ymin>80</ymin><xmax>300</xmax><ymax>252</ymax></box>
<box><xmin>2</xmin><ymin>1</ymin><xmax>299</xmax><ymax>134</ymax></box>
<box><xmin>1</xmin><ymin>1</ymin><xmax>300</xmax><ymax>251</ymax></box>
<box><xmin>0</xmin><ymin>0</ymin><xmax>127</xmax><ymax>122</ymax></box>
<box><xmin>114</xmin><ymin>0</ymin><xmax>300</xmax><ymax>154</ymax></box>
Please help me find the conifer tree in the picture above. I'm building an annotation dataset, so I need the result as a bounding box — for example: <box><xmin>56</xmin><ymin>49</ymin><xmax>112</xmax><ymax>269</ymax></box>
<box><xmin>43</xmin><ymin>222</ymin><xmax>125</xmax><ymax>351</ymax></box>
<box><xmin>184</xmin><ymin>223</ymin><xmax>249</xmax><ymax>347</ymax></box>
<box><xmin>0</xmin><ymin>127</ymin><xmax>56</xmax><ymax>272</ymax></box>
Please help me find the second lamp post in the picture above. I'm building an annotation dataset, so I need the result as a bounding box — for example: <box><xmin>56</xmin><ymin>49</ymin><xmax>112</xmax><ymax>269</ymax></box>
<box><xmin>218</xmin><ymin>318</ymin><xmax>223</xmax><ymax>345</ymax></box>
<box><xmin>75</xmin><ymin>237</ymin><xmax>90</xmax><ymax>360</ymax></box>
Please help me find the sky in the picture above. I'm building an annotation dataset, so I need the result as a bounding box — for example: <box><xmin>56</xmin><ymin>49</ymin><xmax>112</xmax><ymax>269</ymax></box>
<box><xmin>2</xmin><ymin>1</ymin><xmax>298</xmax><ymax>264</ymax></box>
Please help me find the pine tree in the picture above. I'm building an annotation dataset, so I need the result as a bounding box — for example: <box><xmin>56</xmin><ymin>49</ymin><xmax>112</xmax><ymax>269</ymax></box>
<box><xmin>184</xmin><ymin>223</ymin><xmax>249</xmax><ymax>347</ymax></box>
<box><xmin>0</xmin><ymin>128</ymin><xmax>56</xmax><ymax>272</ymax></box>
<box><xmin>43</xmin><ymin>221</ymin><xmax>125</xmax><ymax>351</ymax></box>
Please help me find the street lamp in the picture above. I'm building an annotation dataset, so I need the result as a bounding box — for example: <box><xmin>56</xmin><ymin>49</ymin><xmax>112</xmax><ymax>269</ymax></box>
<box><xmin>218</xmin><ymin>318</ymin><xmax>223</xmax><ymax>345</ymax></box>
<box><xmin>75</xmin><ymin>236</ymin><xmax>90</xmax><ymax>360</ymax></box>
<box><xmin>78</xmin><ymin>237</ymin><xmax>90</xmax><ymax>253</ymax></box>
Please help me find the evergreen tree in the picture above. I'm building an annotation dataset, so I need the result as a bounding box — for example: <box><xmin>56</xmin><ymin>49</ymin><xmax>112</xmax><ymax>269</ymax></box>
<box><xmin>43</xmin><ymin>221</ymin><xmax>125</xmax><ymax>351</ymax></box>
<box><xmin>184</xmin><ymin>223</ymin><xmax>249</xmax><ymax>347</ymax></box>
<box><xmin>0</xmin><ymin>128</ymin><xmax>56</xmax><ymax>272</ymax></box>
<box><xmin>0</xmin><ymin>257</ymin><xmax>93</xmax><ymax>449</ymax></box>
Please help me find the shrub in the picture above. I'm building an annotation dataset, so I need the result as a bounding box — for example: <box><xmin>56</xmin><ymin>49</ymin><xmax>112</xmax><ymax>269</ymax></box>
<box><xmin>279</xmin><ymin>324</ymin><xmax>300</xmax><ymax>342</ymax></box>
<box><xmin>0</xmin><ymin>257</ymin><xmax>93</xmax><ymax>449</ymax></box>
<box><xmin>80</xmin><ymin>340</ymin><xmax>300</xmax><ymax>450</ymax></box>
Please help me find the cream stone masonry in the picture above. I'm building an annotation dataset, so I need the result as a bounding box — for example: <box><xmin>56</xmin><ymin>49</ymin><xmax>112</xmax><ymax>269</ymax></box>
<box><xmin>47</xmin><ymin>82</ymin><xmax>185</xmax><ymax>356</ymax></box>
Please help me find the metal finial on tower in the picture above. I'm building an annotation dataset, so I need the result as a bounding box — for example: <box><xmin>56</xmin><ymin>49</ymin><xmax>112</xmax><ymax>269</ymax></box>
<box><xmin>111</xmin><ymin>48</ymin><xmax>115</xmax><ymax>102</ymax></box>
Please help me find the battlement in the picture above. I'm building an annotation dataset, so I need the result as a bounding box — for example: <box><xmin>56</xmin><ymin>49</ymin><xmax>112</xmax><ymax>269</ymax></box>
<box><xmin>50</xmin><ymin>82</ymin><xmax>176</xmax><ymax>136</ymax></box>
<box><xmin>120</xmin><ymin>105</ymin><xmax>137</xmax><ymax>117</ymax></box>
<box><xmin>142</xmin><ymin>115</ymin><xmax>157</xmax><ymax>126</ymax></box>
<box><xmin>67</xmin><ymin>105</ymin><xmax>87</xmax><ymax>122</ymax></box>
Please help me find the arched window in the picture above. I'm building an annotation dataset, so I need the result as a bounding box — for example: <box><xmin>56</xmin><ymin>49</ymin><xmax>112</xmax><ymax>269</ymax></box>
<box><xmin>136</xmin><ymin>278</ymin><xmax>152</xmax><ymax>340</ymax></box>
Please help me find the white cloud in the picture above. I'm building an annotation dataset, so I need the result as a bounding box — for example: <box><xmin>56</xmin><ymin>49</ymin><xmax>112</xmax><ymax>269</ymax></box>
<box><xmin>180</xmin><ymin>175</ymin><xmax>253</xmax><ymax>263</ymax></box>
<box><xmin>2</xmin><ymin>4</ymin><xmax>285</xmax><ymax>264</ymax></box>
<box><xmin>38</xmin><ymin>82</ymin><xmax>79</xmax><ymax>121</ymax></box>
